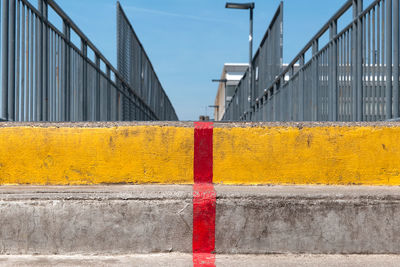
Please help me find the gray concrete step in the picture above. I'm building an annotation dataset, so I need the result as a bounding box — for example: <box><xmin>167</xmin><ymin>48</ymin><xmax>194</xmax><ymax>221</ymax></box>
<box><xmin>0</xmin><ymin>254</ymin><xmax>400</xmax><ymax>267</ymax></box>
<box><xmin>1</xmin><ymin>185</ymin><xmax>400</xmax><ymax>254</ymax></box>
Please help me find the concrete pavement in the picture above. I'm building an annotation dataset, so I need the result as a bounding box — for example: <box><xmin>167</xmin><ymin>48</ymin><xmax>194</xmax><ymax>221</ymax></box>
<box><xmin>0</xmin><ymin>254</ymin><xmax>400</xmax><ymax>267</ymax></box>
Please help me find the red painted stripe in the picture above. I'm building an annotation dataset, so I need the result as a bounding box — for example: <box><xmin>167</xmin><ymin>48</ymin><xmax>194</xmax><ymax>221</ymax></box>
<box><xmin>194</xmin><ymin>122</ymin><xmax>213</xmax><ymax>184</ymax></box>
<box><xmin>193</xmin><ymin>253</ymin><xmax>216</xmax><ymax>267</ymax></box>
<box><xmin>193</xmin><ymin>122</ymin><xmax>215</xmax><ymax>266</ymax></box>
<box><xmin>193</xmin><ymin>183</ymin><xmax>216</xmax><ymax>253</ymax></box>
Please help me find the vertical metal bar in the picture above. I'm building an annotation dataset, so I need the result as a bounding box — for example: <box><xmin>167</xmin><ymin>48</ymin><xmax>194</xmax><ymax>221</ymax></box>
<box><xmin>63</xmin><ymin>20</ymin><xmax>70</xmax><ymax>121</ymax></box>
<box><xmin>372</xmin><ymin>7</ymin><xmax>376</xmax><ymax>121</ymax></box>
<box><xmin>386</xmin><ymin>0</ymin><xmax>393</xmax><ymax>119</ymax></box>
<box><xmin>362</xmin><ymin>11</ymin><xmax>367</xmax><ymax>121</ymax></box>
<box><xmin>367</xmin><ymin>10</ymin><xmax>371</xmax><ymax>121</ymax></box>
<box><xmin>356</xmin><ymin>0</ymin><xmax>363</xmax><ymax>121</ymax></box>
<box><xmin>29</xmin><ymin>10</ymin><xmax>33</xmax><ymax>121</ymax></box>
<box><xmin>381</xmin><ymin>1</ymin><xmax>385</xmax><ymax>120</ymax></box>
<box><xmin>312</xmin><ymin>40</ymin><xmax>319</xmax><ymax>121</ymax></box>
<box><xmin>49</xmin><ymin>28</ymin><xmax>53</xmax><ymax>121</ymax></box>
<box><xmin>95</xmin><ymin>54</ymin><xmax>100</xmax><ymax>121</ymax></box>
<box><xmin>21</xmin><ymin>3</ymin><xmax>25</xmax><ymax>121</ymax></box>
<box><xmin>81</xmin><ymin>39</ymin><xmax>87</xmax><ymax>121</ymax></box>
<box><xmin>272</xmin><ymin>83</ymin><xmax>277</xmax><ymax>121</ymax></box>
<box><xmin>394</xmin><ymin>0</ymin><xmax>399</xmax><ymax>118</ymax></box>
<box><xmin>1</xmin><ymin>0</ymin><xmax>9</xmax><ymax>120</ymax></box>
<box><xmin>352</xmin><ymin>0</ymin><xmax>358</xmax><ymax>121</ymax></box>
<box><xmin>262</xmin><ymin>95</ymin><xmax>267</xmax><ymax>122</ymax></box>
<box><xmin>8</xmin><ymin>0</ymin><xmax>16</xmax><ymax>121</ymax></box>
<box><xmin>34</xmin><ymin>14</ymin><xmax>38</xmax><ymax>121</ymax></box>
<box><xmin>288</xmin><ymin>67</ymin><xmax>294</xmax><ymax>121</ymax></box>
<box><xmin>330</xmin><ymin>20</ymin><xmax>338</xmax><ymax>121</ymax></box>
<box><xmin>16</xmin><ymin>0</ymin><xmax>20</xmax><ymax>121</ymax></box>
<box><xmin>248</xmin><ymin>7</ymin><xmax>253</xmax><ymax>118</ymax></box>
<box><xmin>40</xmin><ymin>0</ymin><xmax>48</xmax><ymax>121</ymax></box>
<box><xmin>106</xmin><ymin>66</ymin><xmax>111</xmax><ymax>121</ymax></box>
<box><xmin>299</xmin><ymin>54</ymin><xmax>305</xmax><ymax>121</ymax></box>
<box><xmin>377</xmin><ymin>2</ymin><xmax>381</xmax><ymax>120</ymax></box>
<box><xmin>34</xmin><ymin>4</ymin><xmax>42</xmax><ymax>121</ymax></box>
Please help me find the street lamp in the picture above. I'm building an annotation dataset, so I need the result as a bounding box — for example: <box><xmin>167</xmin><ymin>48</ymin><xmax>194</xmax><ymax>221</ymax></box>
<box><xmin>225</xmin><ymin>2</ymin><xmax>254</xmax><ymax>118</ymax></box>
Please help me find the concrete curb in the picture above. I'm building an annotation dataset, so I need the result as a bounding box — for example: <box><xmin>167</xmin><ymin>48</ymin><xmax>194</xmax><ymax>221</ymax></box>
<box><xmin>1</xmin><ymin>185</ymin><xmax>400</xmax><ymax>254</ymax></box>
<box><xmin>1</xmin><ymin>254</ymin><xmax>400</xmax><ymax>267</ymax></box>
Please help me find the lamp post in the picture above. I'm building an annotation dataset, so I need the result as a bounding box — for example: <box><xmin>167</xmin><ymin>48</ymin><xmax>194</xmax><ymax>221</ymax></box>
<box><xmin>225</xmin><ymin>2</ymin><xmax>254</xmax><ymax>119</ymax></box>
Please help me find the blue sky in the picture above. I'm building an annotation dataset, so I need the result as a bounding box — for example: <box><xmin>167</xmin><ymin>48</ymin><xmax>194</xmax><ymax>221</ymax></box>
<box><xmin>49</xmin><ymin>0</ymin><xmax>372</xmax><ymax>120</ymax></box>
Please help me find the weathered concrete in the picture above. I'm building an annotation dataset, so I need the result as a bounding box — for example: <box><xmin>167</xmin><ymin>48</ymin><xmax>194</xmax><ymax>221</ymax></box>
<box><xmin>215</xmin><ymin>185</ymin><xmax>400</xmax><ymax>254</ymax></box>
<box><xmin>1</xmin><ymin>185</ymin><xmax>400</xmax><ymax>254</ymax></box>
<box><xmin>0</xmin><ymin>186</ymin><xmax>193</xmax><ymax>254</ymax></box>
<box><xmin>0</xmin><ymin>254</ymin><xmax>400</xmax><ymax>267</ymax></box>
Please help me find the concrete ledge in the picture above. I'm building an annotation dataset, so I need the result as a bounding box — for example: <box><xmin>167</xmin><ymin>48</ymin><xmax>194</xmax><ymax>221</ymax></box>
<box><xmin>1</xmin><ymin>185</ymin><xmax>400</xmax><ymax>254</ymax></box>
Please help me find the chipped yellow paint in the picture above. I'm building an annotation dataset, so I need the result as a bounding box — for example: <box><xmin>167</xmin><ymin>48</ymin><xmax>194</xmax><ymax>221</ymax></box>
<box><xmin>2</xmin><ymin>125</ymin><xmax>400</xmax><ymax>185</ymax></box>
<box><xmin>0</xmin><ymin>126</ymin><xmax>193</xmax><ymax>185</ymax></box>
<box><xmin>213</xmin><ymin>126</ymin><xmax>400</xmax><ymax>185</ymax></box>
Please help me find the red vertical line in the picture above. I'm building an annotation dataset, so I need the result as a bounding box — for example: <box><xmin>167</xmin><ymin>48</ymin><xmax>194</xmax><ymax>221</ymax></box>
<box><xmin>193</xmin><ymin>122</ymin><xmax>216</xmax><ymax>266</ymax></box>
<box><xmin>194</xmin><ymin>122</ymin><xmax>213</xmax><ymax>184</ymax></box>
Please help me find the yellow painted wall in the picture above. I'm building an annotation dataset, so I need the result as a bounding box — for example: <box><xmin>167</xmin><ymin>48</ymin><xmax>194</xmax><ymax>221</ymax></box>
<box><xmin>1</xmin><ymin>125</ymin><xmax>400</xmax><ymax>185</ymax></box>
<box><xmin>214</xmin><ymin>126</ymin><xmax>400</xmax><ymax>185</ymax></box>
<box><xmin>0</xmin><ymin>126</ymin><xmax>193</xmax><ymax>185</ymax></box>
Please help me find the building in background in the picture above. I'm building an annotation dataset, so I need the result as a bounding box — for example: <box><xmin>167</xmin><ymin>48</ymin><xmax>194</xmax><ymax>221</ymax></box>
<box><xmin>213</xmin><ymin>63</ymin><xmax>248</xmax><ymax>121</ymax></box>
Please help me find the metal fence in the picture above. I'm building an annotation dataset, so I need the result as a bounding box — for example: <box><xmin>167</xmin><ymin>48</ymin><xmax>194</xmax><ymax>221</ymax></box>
<box><xmin>223</xmin><ymin>2</ymin><xmax>283</xmax><ymax>121</ymax></box>
<box><xmin>0</xmin><ymin>0</ymin><xmax>178</xmax><ymax>122</ymax></box>
<box><xmin>117</xmin><ymin>3</ymin><xmax>177</xmax><ymax>121</ymax></box>
<box><xmin>223</xmin><ymin>0</ymin><xmax>400</xmax><ymax>122</ymax></box>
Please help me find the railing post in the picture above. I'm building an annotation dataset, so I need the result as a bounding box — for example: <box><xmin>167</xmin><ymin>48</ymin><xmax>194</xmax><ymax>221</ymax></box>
<box><xmin>394</xmin><ymin>0</ymin><xmax>399</xmax><ymax>118</ymax></box>
<box><xmin>262</xmin><ymin>94</ymin><xmax>267</xmax><ymax>122</ymax></box>
<box><xmin>386</xmin><ymin>0</ymin><xmax>393</xmax><ymax>119</ymax></box>
<box><xmin>299</xmin><ymin>54</ymin><xmax>305</xmax><ymax>121</ymax></box>
<box><xmin>95</xmin><ymin>54</ymin><xmax>101</xmax><ymax>121</ymax></box>
<box><xmin>106</xmin><ymin>66</ymin><xmax>111</xmax><ymax>121</ymax></box>
<box><xmin>352</xmin><ymin>0</ymin><xmax>363</xmax><ymax>121</ymax></box>
<box><xmin>288</xmin><ymin>66</ymin><xmax>294</xmax><ymax>121</ymax></box>
<box><xmin>35</xmin><ymin>0</ymin><xmax>42</xmax><ymax>121</ymax></box>
<box><xmin>116</xmin><ymin>78</ymin><xmax>122</xmax><ymax>121</ymax></box>
<box><xmin>357</xmin><ymin>0</ymin><xmax>363</xmax><ymax>121</ymax></box>
<box><xmin>8</xmin><ymin>0</ymin><xmax>16</xmax><ymax>121</ymax></box>
<box><xmin>63</xmin><ymin>20</ymin><xmax>70</xmax><ymax>121</ymax></box>
<box><xmin>2</xmin><ymin>0</ymin><xmax>9</xmax><ymax>121</ymax></box>
<box><xmin>273</xmin><ymin>83</ymin><xmax>277</xmax><ymax>121</ymax></box>
<box><xmin>352</xmin><ymin>0</ymin><xmax>358</xmax><ymax>121</ymax></box>
<box><xmin>39</xmin><ymin>0</ymin><xmax>49</xmax><ymax>121</ymax></box>
<box><xmin>280</xmin><ymin>76</ymin><xmax>285</xmax><ymax>121</ymax></box>
<box><xmin>81</xmin><ymin>39</ymin><xmax>88</xmax><ymax>121</ymax></box>
<box><xmin>312</xmin><ymin>40</ymin><xmax>319</xmax><ymax>121</ymax></box>
<box><xmin>329</xmin><ymin>20</ymin><xmax>338</xmax><ymax>121</ymax></box>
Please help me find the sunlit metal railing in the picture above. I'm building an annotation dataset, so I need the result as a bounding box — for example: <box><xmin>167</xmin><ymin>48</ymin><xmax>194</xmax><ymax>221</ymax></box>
<box><xmin>223</xmin><ymin>0</ymin><xmax>400</xmax><ymax>122</ymax></box>
<box><xmin>0</xmin><ymin>0</ymin><xmax>178</xmax><ymax>121</ymax></box>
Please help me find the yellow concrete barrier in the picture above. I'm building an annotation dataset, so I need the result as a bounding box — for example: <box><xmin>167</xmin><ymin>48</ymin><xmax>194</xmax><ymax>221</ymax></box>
<box><xmin>0</xmin><ymin>126</ymin><xmax>193</xmax><ymax>185</ymax></box>
<box><xmin>214</xmin><ymin>125</ymin><xmax>400</xmax><ymax>185</ymax></box>
<box><xmin>1</xmin><ymin>123</ymin><xmax>400</xmax><ymax>185</ymax></box>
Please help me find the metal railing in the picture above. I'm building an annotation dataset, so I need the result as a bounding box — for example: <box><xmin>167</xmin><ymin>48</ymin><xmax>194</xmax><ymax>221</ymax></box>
<box><xmin>117</xmin><ymin>3</ymin><xmax>177</xmax><ymax>121</ymax></box>
<box><xmin>223</xmin><ymin>0</ymin><xmax>400</xmax><ymax>122</ymax></box>
<box><xmin>223</xmin><ymin>2</ymin><xmax>283</xmax><ymax>121</ymax></box>
<box><xmin>0</xmin><ymin>0</ymin><xmax>178</xmax><ymax>121</ymax></box>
